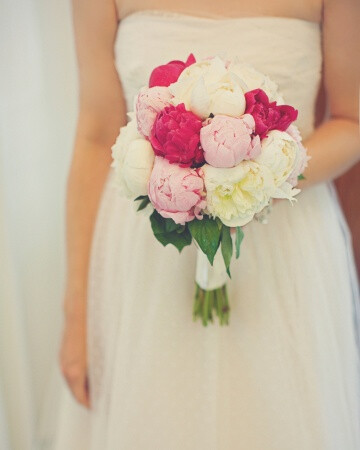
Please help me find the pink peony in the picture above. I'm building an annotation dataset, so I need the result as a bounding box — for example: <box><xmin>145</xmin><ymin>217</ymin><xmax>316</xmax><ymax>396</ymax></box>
<box><xmin>135</xmin><ymin>86</ymin><xmax>172</xmax><ymax>139</ymax></box>
<box><xmin>149</xmin><ymin>54</ymin><xmax>196</xmax><ymax>88</ymax></box>
<box><xmin>148</xmin><ymin>157</ymin><xmax>206</xmax><ymax>225</ymax></box>
<box><xmin>286</xmin><ymin>124</ymin><xmax>310</xmax><ymax>186</ymax></box>
<box><xmin>150</xmin><ymin>103</ymin><xmax>204</xmax><ymax>167</ymax></box>
<box><xmin>200</xmin><ymin>114</ymin><xmax>261</xmax><ymax>168</ymax></box>
<box><xmin>245</xmin><ymin>89</ymin><xmax>298</xmax><ymax>139</ymax></box>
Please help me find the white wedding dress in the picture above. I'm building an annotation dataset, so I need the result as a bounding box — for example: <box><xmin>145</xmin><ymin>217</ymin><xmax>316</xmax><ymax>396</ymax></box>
<box><xmin>53</xmin><ymin>10</ymin><xmax>360</xmax><ymax>450</ymax></box>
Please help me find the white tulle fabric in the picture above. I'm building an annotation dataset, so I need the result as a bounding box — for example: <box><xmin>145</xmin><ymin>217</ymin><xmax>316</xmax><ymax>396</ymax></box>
<box><xmin>53</xmin><ymin>10</ymin><xmax>360</xmax><ymax>450</ymax></box>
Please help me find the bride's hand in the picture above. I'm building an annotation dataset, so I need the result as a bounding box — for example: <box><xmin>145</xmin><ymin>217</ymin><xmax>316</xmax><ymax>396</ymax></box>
<box><xmin>59</xmin><ymin>290</ymin><xmax>90</xmax><ymax>409</ymax></box>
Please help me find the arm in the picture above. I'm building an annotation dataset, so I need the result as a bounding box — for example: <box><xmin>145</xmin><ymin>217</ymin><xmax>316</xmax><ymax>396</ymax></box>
<box><xmin>60</xmin><ymin>0</ymin><xmax>125</xmax><ymax>407</ymax></box>
<box><xmin>299</xmin><ymin>0</ymin><xmax>360</xmax><ymax>189</ymax></box>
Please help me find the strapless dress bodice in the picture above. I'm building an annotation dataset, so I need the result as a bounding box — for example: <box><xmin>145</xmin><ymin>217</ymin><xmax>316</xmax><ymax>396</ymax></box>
<box><xmin>114</xmin><ymin>10</ymin><xmax>322</xmax><ymax>139</ymax></box>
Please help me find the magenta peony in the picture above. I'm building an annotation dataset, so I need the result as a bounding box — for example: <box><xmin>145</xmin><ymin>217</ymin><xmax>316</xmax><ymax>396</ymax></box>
<box><xmin>200</xmin><ymin>114</ymin><xmax>261</xmax><ymax>168</ymax></box>
<box><xmin>150</xmin><ymin>103</ymin><xmax>204</xmax><ymax>167</ymax></box>
<box><xmin>135</xmin><ymin>86</ymin><xmax>172</xmax><ymax>139</ymax></box>
<box><xmin>149</xmin><ymin>54</ymin><xmax>196</xmax><ymax>88</ymax></box>
<box><xmin>245</xmin><ymin>89</ymin><xmax>298</xmax><ymax>139</ymax></box>
<box><xmin>148</xmin><ymin>157</ymin><xmax>206</xmax><ymax>225</ymax></box>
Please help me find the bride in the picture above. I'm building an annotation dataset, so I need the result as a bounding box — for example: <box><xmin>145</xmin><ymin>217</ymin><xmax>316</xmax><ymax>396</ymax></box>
<box><xmin>56</xmin><ymin>0</ymin><xmax>360</xmax><ymax>448</ymax></box>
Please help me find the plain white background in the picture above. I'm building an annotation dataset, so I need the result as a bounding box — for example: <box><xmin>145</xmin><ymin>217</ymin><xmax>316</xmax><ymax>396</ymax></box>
<box><xmin>0</xmin><ymin>1</ymin><xmax>78</xmax><ymax>448</ymax></box>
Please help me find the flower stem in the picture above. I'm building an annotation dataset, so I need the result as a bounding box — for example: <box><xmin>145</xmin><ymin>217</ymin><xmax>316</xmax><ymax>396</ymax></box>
<box><xmin>193</xmin><ymin>284</ymin><xmax>230</xmax><ymax>326</ymax></box>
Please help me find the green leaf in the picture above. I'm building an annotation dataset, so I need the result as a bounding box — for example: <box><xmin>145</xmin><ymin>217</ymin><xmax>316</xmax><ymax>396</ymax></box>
<box><xmin>298</xmin><ymin>174</ymin><xmax>306</xmax><ymax>181</ymax></box>
<box><xmin>150</xmin><ymin>210</ymin><xmax>192</xmax><ymax>252</ymax></box>
<box><xmin>235</xmin><ymin>227</ymin><xmax>244</xmax><ymax>259</ymax></box>
<box><xmin>215</xmin><ymin>217</ymin><xmax>223</xmax><ymax>231</ymax></box>
<box><xmin>188</xmin><ymin>216</ymin><xmax>221</xmax><ymax>265</ymax></box>
<box><xmin>176</xmin><ymin>225</ymin><xmax>186</xmax><ymax>234</ymax></box>
<box><xmin>136</xmin><ymin>196</ymin><xmax>151</xmax><ymax>212</ymax></box>
<box><xmin>134</xmin><ymin>195</ymin><xmax>148</xmax><ymax>201</ymax></box>
<box><xmin>164</xmin><ymin>218</ymin><xmax>181</xmax><ymax>233</ymax></box>
<box><xmin>221</xmin><ymin>226</ymin><xmax>233</xmax><ymax>278</ymax></box>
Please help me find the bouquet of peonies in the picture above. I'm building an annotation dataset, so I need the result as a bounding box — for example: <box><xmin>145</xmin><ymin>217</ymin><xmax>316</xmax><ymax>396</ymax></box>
<box><xmin>111</xmin><ymin>54</ymin><xmax>309</xmax><ymax>326</ymax></box>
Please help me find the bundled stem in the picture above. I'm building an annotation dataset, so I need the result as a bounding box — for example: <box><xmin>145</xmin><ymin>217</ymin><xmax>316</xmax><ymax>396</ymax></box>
<box><xmin>193</xmin><ymin>284</ymin><xmax>230</xmax><ymax>326</ymax></box>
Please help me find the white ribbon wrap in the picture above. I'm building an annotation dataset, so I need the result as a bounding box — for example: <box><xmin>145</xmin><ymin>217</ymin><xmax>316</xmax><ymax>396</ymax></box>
<box><xmin>195</xmin><ymin>247</ymin><xmax>228</xmax><ymax>291</ymax></box>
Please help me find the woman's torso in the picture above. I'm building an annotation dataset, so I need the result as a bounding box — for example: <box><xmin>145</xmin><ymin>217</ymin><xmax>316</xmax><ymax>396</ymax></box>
<box><xmin>113</xmin><ymin>10</ymin><xmax>322</xmax><ymax>142</ymax></box>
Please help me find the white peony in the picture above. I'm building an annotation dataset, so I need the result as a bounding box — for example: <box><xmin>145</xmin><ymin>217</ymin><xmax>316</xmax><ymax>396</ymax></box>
<box><xmin>111</xmin><ymin>112</ymin><xmax>142</xmax><ymax>165</ymax></box>
<box><xmin>111</xmin><ymin>114</ymin><xmax>155</xmax><ymax>199</ymax></box>
<box><xmin>169</xmin><ymin>57</ymin><xmax>246</xmax><ymax>119</ymax></box>
<box><xmin>255</xmin><ymin>130</ymin><xmax>300</xmax><ymax>200</ymax></box>
<box><xmin>170</xmin><ymin>57</ymin><xmax>227</xmax><ymax>101</ymax></box>
<box><xmin>228</xmin><ymin>62</ymin><xmax>283</xmax><ymax>103</ymax></box>
<box><xmin>203</xmin><ymin>161</ymin><xmax>275</xmax><ymax>227</ymax></box>
<box><xmin>285</xmin><ymin>124</ymin><xmax>310</xmax><ymax>186</ymax></box>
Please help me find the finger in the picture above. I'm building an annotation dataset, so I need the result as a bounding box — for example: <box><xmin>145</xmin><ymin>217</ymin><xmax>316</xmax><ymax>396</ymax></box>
<box><xmin>72</xmin><ymin>379</ymin><xmax>91</xmax><ymax>409</ymax></box>
<box><xmin>84</xmin><ymin>375</ymin><xmax>91</xmax><ymax>408</ymax></box>
<box><xmin>63</xmin><ymin>369</ymin><xmax>90</xmax><ymax>409</ymax></box>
